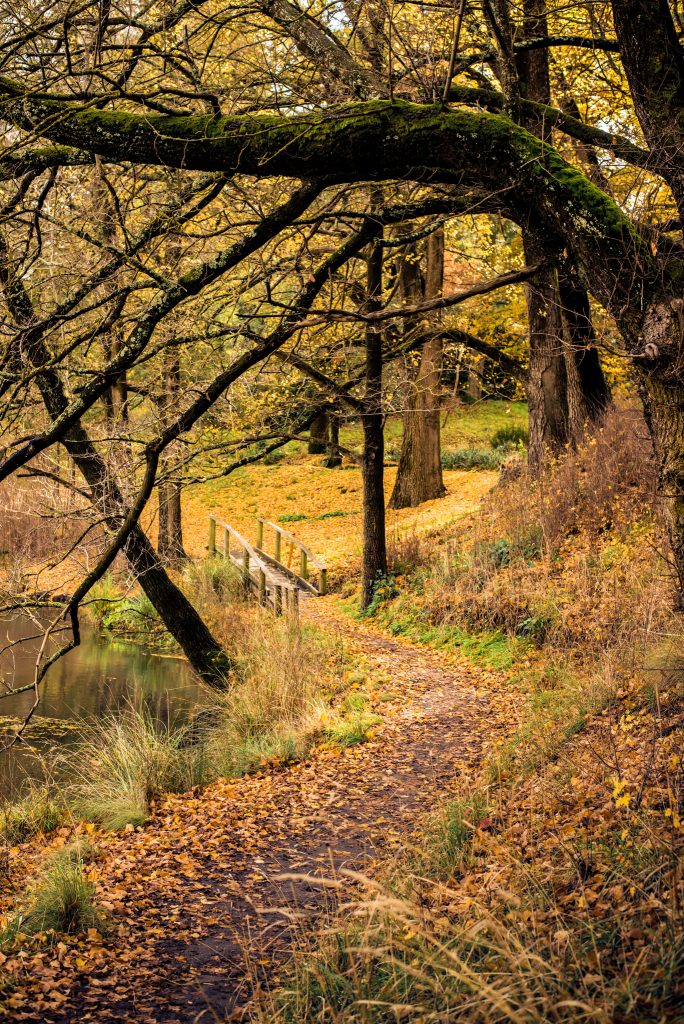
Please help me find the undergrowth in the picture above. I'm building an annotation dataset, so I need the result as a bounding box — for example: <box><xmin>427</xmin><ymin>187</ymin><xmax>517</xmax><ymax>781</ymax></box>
<box><xmin>261</xmin><ymin>406</ymin><xmax>684</xmax><ymax>1023</ymax></box>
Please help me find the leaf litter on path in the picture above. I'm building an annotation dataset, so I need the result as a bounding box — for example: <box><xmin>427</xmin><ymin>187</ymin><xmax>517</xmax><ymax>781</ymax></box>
<box><xmin>1</xmin><ymin>597</ymin><xmax>511</xmax><ymax>1023</ymax></box>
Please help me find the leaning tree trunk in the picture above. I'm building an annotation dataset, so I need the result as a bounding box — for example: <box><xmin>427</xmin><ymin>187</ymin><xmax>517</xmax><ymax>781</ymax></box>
<box><xmin>361</xmin><ymin>225</ymin><xmax>387</xmax><ymax>608</ymax></box>
<box><xmin>390</xmin><ymin>227</ymin><xmax>446</xmax><ymax>509</ymax></box>
<box><xmin>0</xmin><ymin>227</ymin><xmax>231</xmax><ymax>687</ymax></box>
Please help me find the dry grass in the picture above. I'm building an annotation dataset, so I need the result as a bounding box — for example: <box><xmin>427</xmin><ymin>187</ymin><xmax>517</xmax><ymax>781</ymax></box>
<box><xmin>259</xmin><ymin>407</ymin><xmax>684</xmax><ymax>1023</ymax></box>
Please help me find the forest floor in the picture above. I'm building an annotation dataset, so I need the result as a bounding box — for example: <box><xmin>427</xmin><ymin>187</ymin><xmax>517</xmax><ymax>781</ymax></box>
<box><xmin>0</xmin><ymin>597</ymin><xmax>514</xmax><ymax>1023</ymax></box>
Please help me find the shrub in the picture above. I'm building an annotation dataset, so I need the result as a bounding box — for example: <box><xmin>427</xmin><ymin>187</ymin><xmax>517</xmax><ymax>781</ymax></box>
<box><xmin>278</xmin><ymin>512</ymin><xmax>307</xmax><ymax>523</ymax></box>
<box><xmin>387</xmin><ymin>530</ymin><xmax>428</xmax><ymax>576</ymax></box>
<box><xmin>491</xmin><ymin>423</ymin><xmax>529</xmax><ymax>449</ymax></box>
<box><xmin>441</xmin><ymin>447</ymin><xmax>502</xmax><ymax>470</ymax></box>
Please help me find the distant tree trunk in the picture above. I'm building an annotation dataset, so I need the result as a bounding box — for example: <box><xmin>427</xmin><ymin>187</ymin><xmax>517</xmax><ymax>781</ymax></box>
<box><xmin>389</xmin><ymin>227</ymin><xmax>446</xmax><ymax>509</ymax></box>
<box><xmin>466</xmin><ymin>354</ymin><xmax>483</xmax><ymax>400</ymax></box>
<box><xmin>325</xmin><ymin>410</ymin><xmax>342</xmax><ymax>467</ymax></box>
<box><xmin>158</xmin><ymin>478</ymin><xmax>185</xmax><ymax>564</ymax></box>
<box><xmin>92</xmin><ymin>157</ymin><xmax>127</xmax><ymax>426</ymax></box>
<box><xmin>361</xmin><ymin>225</ymin><xmax>387</xmax><ymax>608</ymax></box>
<box><xmin>156</xmin><ymin>347</ymin><xmax>186</xmax><ymax>564</ymax></box>
<box><xmin>156</xmin><ymin>231</ymin><xmax>186</xmax><ymax>565</ymax></box>
<box><xmin>308</xmin><ymin>410</ymin><xmax>329</xmax><ymax>454</ymax></box>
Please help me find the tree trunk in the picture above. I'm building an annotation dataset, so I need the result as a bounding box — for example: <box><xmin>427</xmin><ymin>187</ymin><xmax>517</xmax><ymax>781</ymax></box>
<box><xmin>92</xmin><ymin>158</ymin><xmax>128</xmax><ymax>425</ymax></box>
<box><xmin>558</xmin><ymin>271</ymin><xmax>612</xmax><ymax>425</ymax></box>
<box><xmin>639</xmin><ymin>299</ymin><xmax>684</xmax><ymax>595</ymax></box>
<box><xmin>157</xmin><ymin>346</ymin><xmax>187</xmax><ymax>564</ymax></box>
<box><xmin>361</xmin><ymin>224</ymin><xmax>387</xmax><ymax>608</ymax></box>
<box><xmin>389</xmin><ymin>227</ymin><xmax>446</xmax><ymax>509</ymax></box>
<box><xmin>308</xmin><ymin>410</ymin><xmax>329</xmax><ymax>454</ymax></box>
<box><xmin>158</xmin><ymin>478</ymin><xmax>186</xmax><ymax>564</ymax></box>
<box><xmin>325</xmin><ymin>410</ymin><xmax>342</xmax><ymax>467</ymax></box>
<box><xmin>525</xmin><ymin>255</ymin><xmax>569</xmax><ymax>473</ymax></box>
<box><xmin>518</xmin><ymin>0</ymin><xmax>571</xmax><ymax>473</ymax></box>
<box><xmin>0</xmin><ymin>231</ymin><xmax>228</xmax><ymax>685</ymax></box>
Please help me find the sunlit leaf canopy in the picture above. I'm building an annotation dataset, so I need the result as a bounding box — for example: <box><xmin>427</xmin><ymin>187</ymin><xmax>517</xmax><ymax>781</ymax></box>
<box><xmin>0</xmin><ymin>1</ymin><xmax>678</xmax><ymax>492</ymax></box>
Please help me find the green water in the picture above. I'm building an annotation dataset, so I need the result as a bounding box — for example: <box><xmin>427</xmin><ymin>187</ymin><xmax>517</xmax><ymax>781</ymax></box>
<box><xmin>0</xmin><ymin>613</ymin><xmax>201</xmax><ymax>795</ymax></box>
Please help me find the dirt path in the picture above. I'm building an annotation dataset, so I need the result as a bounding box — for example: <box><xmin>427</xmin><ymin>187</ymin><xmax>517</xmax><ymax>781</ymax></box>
<box><xmin>5</xmin><ymin>601</ymin><xmax>501</xmax><ymax>1024</ymax></box>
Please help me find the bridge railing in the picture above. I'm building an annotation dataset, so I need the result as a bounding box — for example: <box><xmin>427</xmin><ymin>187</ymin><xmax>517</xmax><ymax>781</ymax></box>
<box><xmin>207</xmin><ymin>515</ymin><xmax>300</xmax><ymax>618</ymax></box>
<box><xmin>255</xmin><ymin>516</ymin><xmax>327</xmax><ymax>596</ymax></box>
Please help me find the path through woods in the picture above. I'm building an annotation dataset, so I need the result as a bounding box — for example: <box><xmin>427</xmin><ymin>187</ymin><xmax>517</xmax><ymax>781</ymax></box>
<box><xmin>7</xmin><ymin>601</ymin><xmax>506</xmax><ymax>1023</ymax></box>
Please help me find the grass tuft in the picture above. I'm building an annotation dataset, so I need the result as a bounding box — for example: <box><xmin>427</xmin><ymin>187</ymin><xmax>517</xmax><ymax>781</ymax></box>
<box><xmin>1</xmin><ymin>783</ymin><xmax>64</xmax><ymax>845</ymax></box>
<box><xmin>70</xmin><ymin>706</ymin><xmax>209</xmax><ymax>830</ymax></box>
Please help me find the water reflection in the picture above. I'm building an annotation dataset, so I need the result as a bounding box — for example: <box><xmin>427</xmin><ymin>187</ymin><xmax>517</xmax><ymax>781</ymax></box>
<box><xmin>0</xmin><ymin>612</ymin><xmax>201</xmax><ymax>795</ymax></box>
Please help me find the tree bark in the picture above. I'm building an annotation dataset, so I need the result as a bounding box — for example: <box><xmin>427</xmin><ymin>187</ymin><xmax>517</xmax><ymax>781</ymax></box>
<box><xmin>308</xmin><ymin>410</ymin><xmax>329</xmax><ymax>454</ymax></box>
<box><xmin>325</xmin><ymin>410</ymin><xmax>342</xmax><ymax>467</ymax></box>
<box><xmin>558</xmin><ymin>271</ymin><xmax>611</xmax><ymax>428</ymax></box>
<box><xmin>518</xmin><ymin>0</ymin><xmax>570</xmax><ymax>473</ymax></box>
<box><xmin>390</xmin><ymin>227</ymin><xmax>446</xmax><ymax>508</ymax></box>
<box><xmin>157</xmin><ymin>345</ymin><xmax>187</xmax><ymax>565</ymax></box>
<box><xmin>524</xmin><ymin>246</ymin><xmax>569</xmax><ymax>473</ymax></box>
<box><xmin>639</xmin><ymin>299</ymin><xmax>684</xmax><ymax>597</ymax></box>
<box><xmin>361</xmin><ymin>222</ymin><xmax>387</xmax><ymax>608</ymax></box>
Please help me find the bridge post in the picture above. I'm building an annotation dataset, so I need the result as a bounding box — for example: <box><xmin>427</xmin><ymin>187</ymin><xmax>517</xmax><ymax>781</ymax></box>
<box><xmin>223</xmin><ymin>526</ymin><xmax>230</xmax><ymax>558</ymax></box>
<box><xmin>242</xmin><ymin>546</ymin><xmax>250</xmax><ymax>595</ymax></box>
<box><xmin>274</xmin><ymin>529</ymin><xmax>281</xmax><ymax>563</ymax></box>
<box><xmin>300</xmin><ymin>549</ymin><xmax>308</xmax><ymax>580</ymax></box>
<box><xmin>208</xmin><ymin>516</ymin><xmax>216</xmax><ymax>555</ymax></box>
<box><xmin>320</xmin><ymin>567</ymin><xmax>327</xmax><ymax>596</ymax></box>
<box><xmin>256</xmin><ymin>518</ymin><xmax>263</xmax><ymax>550</ymax></box>
<box><xmin>275</xmin><ymin>584</ymin><xmax>282</xmax><ymax>616</ymax></box>
<box><xmin>258</xmin><ymin>568</ymin><xmax>266</xmax><ymax>605</ymax></box>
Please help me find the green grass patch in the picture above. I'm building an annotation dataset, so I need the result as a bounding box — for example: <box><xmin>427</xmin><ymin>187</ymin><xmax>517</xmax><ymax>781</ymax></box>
<box><xmin>384</xmin><ymin>610</ymin><xmax>529</xmax><ymax>670</ymax></box>
<box><xmin>441</xmin><ymin>447</ymin><xmax>503</xmax><ymax>470</ymax></box>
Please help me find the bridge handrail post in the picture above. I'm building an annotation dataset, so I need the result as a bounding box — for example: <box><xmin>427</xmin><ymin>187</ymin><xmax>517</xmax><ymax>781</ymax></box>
<box><xmin>256</xmin><ymin>517</ymin><xmax>264</xmax><ymax>551</ymax></box>
<box><xmin>208</xmin><ymin>516</ymin><xmax>216</xmax><ymax>555</ymax></box>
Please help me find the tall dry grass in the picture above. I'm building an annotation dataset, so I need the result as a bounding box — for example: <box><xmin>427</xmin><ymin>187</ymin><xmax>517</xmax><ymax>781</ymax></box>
<box><xmin>257</xmin><ymin>407</ymin><xmax>683</xmax><ymax>1023</ymax></box>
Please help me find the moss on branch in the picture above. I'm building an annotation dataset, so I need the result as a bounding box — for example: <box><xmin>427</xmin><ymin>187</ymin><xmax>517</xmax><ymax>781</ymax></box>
<box><xmin>0</xmin><ymin>80</ymin><xmax>660</xmax><ymax>321</ymax></box>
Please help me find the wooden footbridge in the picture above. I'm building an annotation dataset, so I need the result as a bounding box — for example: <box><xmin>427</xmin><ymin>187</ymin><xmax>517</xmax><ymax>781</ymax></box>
<box><xmin>208</xmin><ymin>515</ymin><xmax>327</xmax><ymax>618</ymax></box>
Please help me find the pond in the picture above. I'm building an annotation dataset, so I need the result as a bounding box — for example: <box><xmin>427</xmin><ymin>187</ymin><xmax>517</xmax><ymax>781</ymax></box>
<box><xmin>0</xmin><ymin>613</ymin><xmax>201</xmax><ymax>797</ymax></box>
